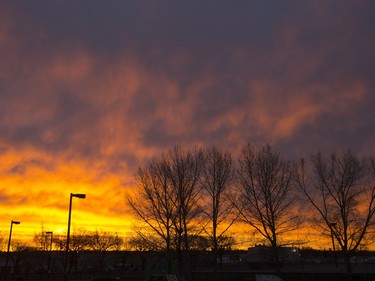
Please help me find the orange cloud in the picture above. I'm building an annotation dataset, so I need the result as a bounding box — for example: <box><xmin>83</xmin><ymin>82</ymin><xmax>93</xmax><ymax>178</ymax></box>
<box><xmin>0</xmin><ymin>1</ymin><xmax>374</xmax><ymax>249</ymax></box>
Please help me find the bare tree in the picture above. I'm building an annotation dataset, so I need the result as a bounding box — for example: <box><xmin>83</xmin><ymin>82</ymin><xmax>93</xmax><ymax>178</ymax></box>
<box><xmin>11</xmin><ymin>241</ymin><xmax>32</xmax><ymax>251</ymax></box>
<box><xmin>9</xmin><ymin>241</ymin><xmax>33</xmax><ymax>274</ymax></box>
<box><xmin>164</xmin><ymin>145</ymin><xmax>203</xmax><ymax>253</ymax></box>
<box><xmin>63</xmin><ymin>228</ymin><xmax>92</xmax><ymax>273</ymax></box>
<box><xmin>32</xmin><ymin>225</ymin><xmax>54</xmax><ymax>272</ymax></box>
<box><xmin>295</xmin><ymin>151</ymin><xmax>375</xmax><ymax>277</ymax></box>
<box><xmin>90</xmin><ymin>230</ymin><xmax>123</xmax><ymax>251</ymax></box>
<box><xmin>200</xmin><ymin>146</ymin><xmax>236</xmax><ymax>271</ymax></box>
<box><xmin>128</xmin><ymin>145</ymin><xmax>203</xmax><ymax>251</ymax></box>
<box><xmin>236</xmin><ymin>144</ymin><xmax>300</xmax><ymax>270</ymax></box>
<box><xmin>188</xmin><ymin>235</ymin><xmax>210</xmax><ymax>251</ymax></box>
<box><xmin>68</xmin><ymin>228</ymin><xmax>91</xmax><ymax>252</ymax></box>
<box><xmin>128</xmin><ymin>156</ymin><xmax>177</xmax><ymax>252</ymax></box>
<box><xmin>88</xmin><ymin>230</ymin><xmax>123</xmax><ymax>271</ymax></box>
<box><xmin>128</xmin><ymin>144</ymin><xmax>203</xmax><ymax>279</ymax></box>
<box><xmin>0</xmin><ymin>231</ymin><xmax>6</xmax><ymax>251</ymax></box>
<box><xmin>128</xmin><ymin>234</ymin><xmax>163</xmax><ymax>251</ymax></box>
<box><xmin>33</xmin><ymin>224</ymin><xmax>51</xmax><ymax>251</ymax></box>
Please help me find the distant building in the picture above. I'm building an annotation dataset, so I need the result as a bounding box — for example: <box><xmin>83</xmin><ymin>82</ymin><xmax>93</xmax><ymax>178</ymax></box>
<box><xmin>245</xmin><ymin>245</ymin><xmax>300</xmax><ymax>265</ymax></box>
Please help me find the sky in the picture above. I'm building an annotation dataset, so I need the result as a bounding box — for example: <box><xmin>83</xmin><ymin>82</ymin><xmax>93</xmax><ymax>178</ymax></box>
<box><xmin>0</xmin><ymin>1</ymin><xmax>374</xmax><ymax>248</ymax></box>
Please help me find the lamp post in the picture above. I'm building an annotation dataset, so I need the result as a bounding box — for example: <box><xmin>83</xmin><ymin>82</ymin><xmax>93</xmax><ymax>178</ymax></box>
<box><xmin>3</xmin><ymin>220</ymin><xmax>20</xmax><ymax>281</ymax></box>
<box><xmin>64</xmin><ymin>193</ymin><xmax>86</xmax><ymax>281</ymax></box>
<box><xmin>330</xmin><ymin>223</ymin><xmax>338</xmax><ymax>269</ymax></box>
<box><xmin>46</xmin><ymin>231</ymin><xmax>53</xmax><ymax>280</ymax></box>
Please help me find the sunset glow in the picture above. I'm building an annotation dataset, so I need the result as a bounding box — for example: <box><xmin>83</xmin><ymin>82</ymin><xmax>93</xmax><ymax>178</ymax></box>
<box><xmin>0</xmin><ymin>1</ymin><xmax>374</xmax><ymax>250</ymax></box>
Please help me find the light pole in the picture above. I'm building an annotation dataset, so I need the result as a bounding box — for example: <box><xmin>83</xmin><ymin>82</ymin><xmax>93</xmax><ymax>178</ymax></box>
<box><xmin>330</xmin><ymin>222</ymin><xmax>338</xmax><ymax>269</ymax></box>
<box><xmin>4</xmin><ymin>220</ymin><xmax>20</xmax><ymax>281</ymax></box>
<box><xmin>64</xmin><ymin>193</ymin><xmax>86</xmax><ymax>281</ymax></box>
<box><xmin>46</xmin><ymin>231</ymin><xmax>53</xmax><ymax>280</ymax></box>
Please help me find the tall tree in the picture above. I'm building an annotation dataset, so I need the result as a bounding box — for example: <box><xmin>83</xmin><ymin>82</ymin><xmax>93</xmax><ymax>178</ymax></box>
<box><xmin>128</xmin><ymin>144</ymin><xmax>203</xmax><ymax>279</ymax></box>
<box><xmin>128</xmin><ymin>145</ymin><xmax>202</xmax><ymax>251</ymax></box>
<box><xmin>200</xmin><ymin>146</ymin><xmax>236</xmax><ymax>271</ymax></box>
<box><xmin>128</xmin><ymin>156</ymin><xmax>177</xmax><ymax>251</ymax></box>
<box><xmin>236</xmin><ymin>144</ymin><xmax>300</xmax><ymax>270</ymax></box>
<box><xmin>295</xmin><ymin>151</ymin><xmax>375</xmax><ymax>278</ymax></box>
<box><xmin>164</xmin><ymin>145</ymin><xmax>203</xmax><ymax>253</ymax></box>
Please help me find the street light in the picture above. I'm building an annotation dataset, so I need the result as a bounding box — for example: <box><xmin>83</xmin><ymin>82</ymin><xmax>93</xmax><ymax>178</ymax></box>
<box><xmin>64</xmin><ymin>193</ymin><xmax>86</xmax><ymax>281</ymax></box>
<box><xmin>330</xmin><ymin>222</ymin><xmax>338</xmax><ymax>269</ymax></box>
<box><xmin>46</xmin><ymin>231</ymin><xmax>53</xmax><ymax>280</ymax></box>
<box><xmin>3</xmin><ymin>220</ymin><xmax>21</xmax><ymax>281</ymax></box>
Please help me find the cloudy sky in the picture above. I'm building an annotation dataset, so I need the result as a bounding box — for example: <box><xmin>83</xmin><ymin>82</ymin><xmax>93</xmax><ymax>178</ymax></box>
<box><xmin>0</xmin><ymin>1</ymin><xmax>374</xmax><ymax>245</ymax></box>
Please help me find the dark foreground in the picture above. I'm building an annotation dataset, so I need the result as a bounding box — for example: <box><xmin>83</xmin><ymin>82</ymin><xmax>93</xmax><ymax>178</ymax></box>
<box><xmin>2</xmin><ymin>249</ymin><xmax>375</xmax><ymax>281</ymax></box>
<box><xmin>2</xmin><ymin>271</ymin><xmax>375</xmax><ymax>281</ymax></box>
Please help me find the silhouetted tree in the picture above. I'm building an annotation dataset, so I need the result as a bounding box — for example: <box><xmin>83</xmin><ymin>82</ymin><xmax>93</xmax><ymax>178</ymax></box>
<box><xmin>295</xmin><ymin>151</ymin><xmax>375</xmax><ymax>279</ymax></box>
<box><xmin>129</xmin><ymin>145</ymin><xmax>203</xmax><ymax>251</ymax></box>
<box><xmin>0</xmin><ymin>231</ymin><xmax>6</xmax><ymax>251</ymax></box>
<box><xmin>33</xmin><ymin>225</ymin><xmax>52</xmax><ymax>251</ymax></box>
<box><xmin>55</xmin><ymin>228</ymin><xmax>92</xmax><ymax>273</ymax></box>
<box><xmin>200</xmin><ymin>146</ymin><xmax>236</xmax><ymax>273</ymax></box>
<box><xmin>32</xmin><ymin>226</ymin><xmax>55</xmax><ymax>273</ymax></box>
<box><xmin>217</xmin><ymin>235</ymin><xmax>236</xmax><ymax>250</ymax></box>
<box><xmin>128</xmin><ymin>234</ymin><xmax>162</xmax><ymax>251</ymax></box>
<box><xmin>236</xmin><ymin>144</ymin><xmax>300</xmax><ymax>271</ymax></box>
<box><xmin>9</xmin><ymin>241</ymin><xmax>34</xmax><ymax>274</ymax></box>
<box><xmin>164</xmin><ymin>145</ymin><xmax>203</xmax><ymax>253</ymax></box>
<box><xmin>12</xmin><ymin>241</ymin><xmax>33</xmax><ymax>251</ymax></box>
<box><xmin>188</xmin><ymin>235</ymin><xmax>210</xmax><ymax>251</ymax></box>
<box><xmin>128</xmin><ymin>144</ymin><xmax>203</xmax><ymax>279</ymax></box>
<box><xmin>89</xmin><ymin>230</ymin><xmax>123</xmax><ymax>271</ymax></box>
<box><xmin>128</xmin><ymin>155</ymin><xmax>177</xmax><ymax>252</ymax></box>
<box><xmin>90</xmin><ymin>230</ymin><xmax>123</xmax><ymax>251</ymax></box>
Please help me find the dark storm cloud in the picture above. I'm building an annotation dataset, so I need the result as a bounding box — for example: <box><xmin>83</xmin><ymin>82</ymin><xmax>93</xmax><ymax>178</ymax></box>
<box><xmin>0</xmin><ymin>0</ymin><xmax>374</xmax><ymax>173</ymax></box>
<box><xmin>4</xmin><ymin>1</ymin><xmax>292</xmax><ymax>62</ymax></box>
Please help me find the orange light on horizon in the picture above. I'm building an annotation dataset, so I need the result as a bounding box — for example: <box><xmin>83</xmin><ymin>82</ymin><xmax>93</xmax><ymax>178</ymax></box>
<box><xmin>0</xmin><ymin>148</ymin><xmax>136</xmax><ymax>247</ymax></box>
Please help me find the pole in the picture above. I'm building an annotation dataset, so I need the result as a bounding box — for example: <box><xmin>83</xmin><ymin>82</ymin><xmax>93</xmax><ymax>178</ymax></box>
<box><xmin>46</xmin><ymin>231</ymin><xmax>53</xmax><ymax>281</ymax></box>
<box><xmin>330</xmin><ymin>223</ymin><xmax>338</xmax><ymax>269</ymax></box>
<box><xmin>3</xmin><ymin>222</ymin><xmax>13</xmax><ymax>281</ymax></box>
<box><xmin>63</xmin><ymin>193</ymin><xmax>85</xmax><ymax>281</ymax></box>
<box><xmin>64</xmin><ymin>193</ymin><xmax>73</xmax><ymax>281</ymax></box>
<box><xmin>3</xmin><ymin>221</ymin><xmax>20</xmax><ymax>281</ymax></box>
